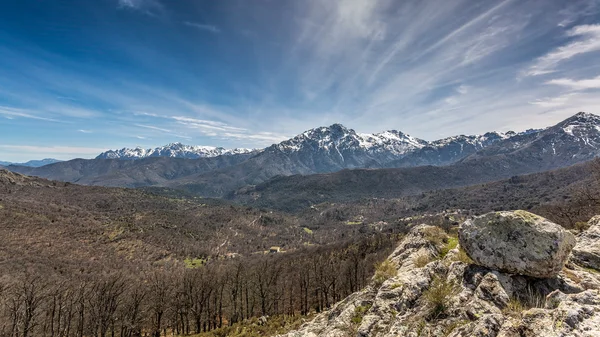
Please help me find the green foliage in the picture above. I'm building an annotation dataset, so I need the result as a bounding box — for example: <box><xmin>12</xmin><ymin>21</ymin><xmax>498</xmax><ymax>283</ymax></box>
<box><xmin>439</xmin><ymin>236</ymin><xmax>458</xmax><ymax>258</ymax></box>
<box><xmin>422</xmin><ymin>276</ymin><xmax>458</xmax><ymax>320</ymax></box>
<box><xmin>303</xmin><ymin>227</ymin><xmax>313</xmax><ymax>234</ymax></box>
<box><xmin>373</xmin><ymin>259</ymin><xmax>397</xmax><ymax>286</ymax></box>
<box><xmin>351</xmin><ymin>304</ymin><xmax>372</xmax><ymax>325</ymax></box>
<box><xmin>184</xmin><ymin>257</ymin><xmax>207</xmax><ymax>269</ymax></box>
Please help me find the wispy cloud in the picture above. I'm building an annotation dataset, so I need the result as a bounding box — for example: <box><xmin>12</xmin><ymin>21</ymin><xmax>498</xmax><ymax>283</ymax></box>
<box><xmin>183</xmin><ymin>21</ymin><xmax>220</xmax><ymax>33</ymax></box>
<box><xmin>0</xmin><ymin>106</ymin><xmax>61</xmax><ymax>122</ymax></box>
<box><xmin>134</xmin><ymin>123</ymin><xmax>172</xmax><ymax>133</ymax></box>
<box><xmin>116</xmin><ymin>0</ymin><xmax>164</xmax><ymax>16</ymax></box>
<box><xmin>546</xmin><ymin>75</ymin><xmax>600</xmax><ymax>90</ymax></box>
<box><xmin>529</xmin><ymin>93</ymin><xmax>578</xmax><ymax>108</ymax></box>
<box><xmin>525</xmin><ymin>24</ymin><xmax>600</xmax><ymax>76</ymax></box>
<box><xmin>2</xmin><ymin>0</ymin><xmax>600</xmax><ymax>160</ymax></box>
<box><xmin>78</xmin><ymin>129</ymin><xmax>93</xmax><ymax>133</ymax></box>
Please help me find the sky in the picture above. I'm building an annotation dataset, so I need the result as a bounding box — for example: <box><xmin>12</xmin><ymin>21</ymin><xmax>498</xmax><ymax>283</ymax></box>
<box><xmin>1</xmin><ymin>0</ymin><xmax>600</xmax><ymax>162</ymax></box>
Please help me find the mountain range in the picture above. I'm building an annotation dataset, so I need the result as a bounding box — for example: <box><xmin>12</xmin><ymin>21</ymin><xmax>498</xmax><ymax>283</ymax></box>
<box><xmin>96</xmin><ymin>142</ymin><xmax>257</xmax><ymax>160</ymax></box>
<box><xmin>0</xmin><ymin>158</ymin><xmax>62</xmax><ymax>167</ymax></box>
<box><xmin>7</xmin><ymin>112</ymin><xmax>600</xmax><ymax>208</ymax></box>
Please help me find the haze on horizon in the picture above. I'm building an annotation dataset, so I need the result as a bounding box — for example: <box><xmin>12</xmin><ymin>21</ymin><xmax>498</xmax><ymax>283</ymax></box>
<box><xmin>1</xmin><ymin>0</ymin><xmax>600</xmax><ymax>162</ymax></box>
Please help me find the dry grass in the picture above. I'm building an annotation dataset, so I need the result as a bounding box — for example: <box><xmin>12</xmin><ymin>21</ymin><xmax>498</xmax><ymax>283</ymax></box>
<box><xmin>421</xmin><ymin>226</ymin><xmax>448</xmax><ymax>247</ymax></box>
<box><xmin>503</xmin><ymin>286</ymin><xmax>547</xmax><ymax>318</ymax></box>
<box><xmin>454</xmin><ymin>247</ymin><xmax>474</xmax><ymax>264</ymax></box>
<box><xmin>374</xmin><ymin>259</ymin><xmax>397</xmax><ymax>286</ymax></box>
<box><xmin>422</xmin><ymin>276</ymin><xmax>458</xmax><ymax>320</ymax></box>
<box><xmin>413</xmin><ymin>252</ymin><xmax>432</xmax><ymax>268</ymax></box>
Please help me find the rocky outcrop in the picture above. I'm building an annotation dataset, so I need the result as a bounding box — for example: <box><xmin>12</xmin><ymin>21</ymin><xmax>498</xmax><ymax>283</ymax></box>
<box><xmin>459</xmin><ymin>211</ymin><xmax>576</xmax><ymax>278</ymax></box>
<box><xmin>571</xmin><ymin>215</ymin><xmax>600</xmax><ymax>271</ymax></box>
<box><xmin>280</xmin><ymin>215</ymin><xmax>600</xmax><ymax>337</ymax></box>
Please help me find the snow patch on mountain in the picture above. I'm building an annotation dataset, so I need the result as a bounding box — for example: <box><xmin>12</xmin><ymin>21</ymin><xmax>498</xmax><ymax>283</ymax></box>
<box><xmin>276</xmin><ymin>124</ymin><xmax>428</xmax><ymax>156</ymax></box>
<box><xmin>97</xmin><ymin>143</ymin><xmax>257</xmax><ymax>160</ymax></box>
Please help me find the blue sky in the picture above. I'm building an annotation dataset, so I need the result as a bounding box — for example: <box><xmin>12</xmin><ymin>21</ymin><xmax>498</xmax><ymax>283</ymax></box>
<box><xmin>1</xmin><ymin>0</ymin><xmax>600</xmax><ymax>161</ymax></box>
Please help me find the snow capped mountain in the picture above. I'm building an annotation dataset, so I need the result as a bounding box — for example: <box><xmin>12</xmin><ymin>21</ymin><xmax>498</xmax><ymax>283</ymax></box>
<box><xmin>429</xmin><ymin>132</ymin><xmax>510</xmax><ymax>151</ymax></box>
<box><xmin>558</xmin><ymin>112</ymin><xmax>600</xmax><ymax>139</ymax></box>
<box><xmin>94</xmin><ymin>112</ymin><xmax>600</xmax><ymax>172</ymax></box>
<box><xmin>97</xmin><ymin>143</ymin><xmax>257</xmax><ymax>160</ymax></box>
<box><xmin>276</xmin><ymin>123</ymin><xmax>428</xmax><ymax>157</ymax></box>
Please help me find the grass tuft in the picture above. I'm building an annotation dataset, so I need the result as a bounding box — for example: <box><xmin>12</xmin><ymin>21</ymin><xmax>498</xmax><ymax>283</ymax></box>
<box><xmin>373</xmin><ymin>259</ymin><xmax>397</xmax><ymax>286</ymax></box>
<box><xmin>422</xmin><ymin>276</ymin><xmax>458</xmax><ymax>320</ymax></box>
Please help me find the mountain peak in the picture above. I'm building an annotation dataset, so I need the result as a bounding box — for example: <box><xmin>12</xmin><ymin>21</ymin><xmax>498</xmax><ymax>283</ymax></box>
<box><xmin>561</xmin><ymin>112</ymin><xmax>600</xmax><ymax>125</ymax></box>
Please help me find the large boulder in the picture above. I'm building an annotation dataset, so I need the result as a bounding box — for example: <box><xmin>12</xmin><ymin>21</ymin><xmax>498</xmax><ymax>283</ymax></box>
<box><xmin>571</xmin><ymin>215</ymin><xmax>600</xmax><ymax>270</ymax></box>
<box><xmin>459</xmin><ymin>210</ymin><xmax>576</xmax><ymax>278</ymax></box>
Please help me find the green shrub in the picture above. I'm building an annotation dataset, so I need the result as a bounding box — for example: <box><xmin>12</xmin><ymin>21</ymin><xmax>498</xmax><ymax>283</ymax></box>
<box><xmin>439</xmin><ymin>236</ymin><xmax>458</xmax><ymax>258</ymax></box>
<box><xmin>184</xmin><ymin>257</ymin><xmax>206</xmax><ymax>269</ymax></box>
<box><xmin>351</xmin><ymin>304</ymin><xmax>372</xmax><ymax>325</ymax></box>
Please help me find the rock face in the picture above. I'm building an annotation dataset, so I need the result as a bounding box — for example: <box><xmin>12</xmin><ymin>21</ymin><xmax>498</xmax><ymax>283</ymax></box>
<box><xmin>571</xmin><ymin>215</ymin><xmax>600</xmax><ymax>271</ymax></box>
<box><xmin>280</xmin><ymin>219</ymin><xmax>600</xmax><ymax>337</ymax></box>
<box><xmin>459</xmin><ymin>211</ymin><xmax>576</xmax><ymax>278</ymax></box>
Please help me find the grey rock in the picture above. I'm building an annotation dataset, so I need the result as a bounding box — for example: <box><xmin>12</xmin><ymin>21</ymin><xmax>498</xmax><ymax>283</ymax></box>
<box><xmin>571</xmin><ymin>215</ymin><xmax>600</xmax><ymax>271</ymax></box>
<box><xmin>459</xmin><ymin>211</ymin><xmax>576</xmax><ymax>278</ymax></box>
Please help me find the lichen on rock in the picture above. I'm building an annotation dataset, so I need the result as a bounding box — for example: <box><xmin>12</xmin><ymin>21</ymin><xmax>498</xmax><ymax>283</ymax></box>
<box><xmin>458</xmin><ymin>210</ymin><xmax>576</xmax><ymax>278</ymax></box>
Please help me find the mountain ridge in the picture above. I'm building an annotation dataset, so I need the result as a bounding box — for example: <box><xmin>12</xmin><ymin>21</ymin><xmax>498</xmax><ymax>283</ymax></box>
<box><xmin>0</xmin><ymin>158</ymin><xmax>62</xmax><ymax>167</ymax></box>
<box><xmin>96</xmin><ymin>142</ymin><xmax>258</xmax><ymax>160</ymax></box>
<box><xmin>7</xmin><ymin>112</ymin><xmax>599</xmax><ymax>201</ymax></box>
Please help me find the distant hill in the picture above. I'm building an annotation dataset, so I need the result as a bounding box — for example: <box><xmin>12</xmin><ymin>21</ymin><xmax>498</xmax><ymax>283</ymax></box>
<box><xmin>0</xmin><ymin>158</ymin><xmax>62</xmax><ymax>167</ymax></box>
<box><xmin>0</xmin><ymin>169</ymin><xmax>300</xmax><ymax>276</ymax></box>
<box><xmin>295</xmin><ymin>159</ymin><xmax>599</xmax><ymax>229</ymax></box>
<box><xmin>9</xmin><ymin>153</ymin><xmax>255</xmax><ymax>187</ymax></box>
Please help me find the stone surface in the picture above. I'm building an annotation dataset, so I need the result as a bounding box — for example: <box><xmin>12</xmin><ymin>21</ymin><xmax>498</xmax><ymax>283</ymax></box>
<box><xmin>571</xmin><ymin>215</ymin><xmax>600</xmax><ymax>271</ymax></box>
<box><xmin>279</xmin><ymin>220</ymin><xmax>600</xmax><ymax>337</ymax></box>
<box><xmin>459</xmin><ymin>211</ymin><xmax>576</xmax><ymax>278</ymax></box>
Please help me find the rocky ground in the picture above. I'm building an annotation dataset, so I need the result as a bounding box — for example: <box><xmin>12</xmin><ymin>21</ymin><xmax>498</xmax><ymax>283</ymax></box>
<box><xmin>279</xmin><ymin>211</ymin><xmax>600</xmax><ymax>337</ymax></box>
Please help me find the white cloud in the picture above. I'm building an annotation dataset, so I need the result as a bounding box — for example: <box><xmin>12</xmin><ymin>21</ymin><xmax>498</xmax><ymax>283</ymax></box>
<box><xmin>117</xmin><ymin>0</ymin><xmax>159</xmax><ymax>10</ymax></box>
<box><xmin>526</xmin><ymin>24</ymin><xmax>600</xmax><ymax>76</ymax></box>
<box><xmin>172</xmin><ymin>116</ymin><xmax>247</xmax><ymax>132</ymax></box>
<box><xmin>134</xmin><ymin>123</ymin><xmax>172</xmax><ymax>133</ymax></box>
<box><xmin>529</xmin><ymin>93</ymin><xmax>578</xmax><ymax>108</ymax></box>
<box><xmin>78</xmin><ymin>129</ymin><xmax>93</xmax><ymax>133</ymax></box>
<box><xmin>183</xmin><ymin>21</ymin><xmax>220</xmax><ymax>33</ymax></box>
<box><xmin>456</xmin><ymin>85</ymin><xmax>470</xmax><ymax>95</ymax></box>
<box><xmin>546</xmin><ymin>75</ymin><xmax>600</xmax><ymax>90</ymax></box>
